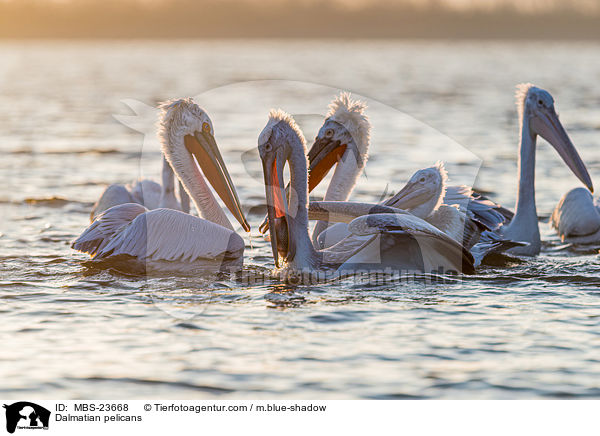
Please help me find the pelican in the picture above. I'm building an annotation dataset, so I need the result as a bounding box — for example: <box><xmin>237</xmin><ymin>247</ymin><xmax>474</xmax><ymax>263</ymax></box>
<box><xmin>550</xmin><ymin>187</ymin><xmax>600</xmax><ymax>244</ymax></box>
<box><xmin>311</xmin><ymin>163</ymin><xmax>525</xmax><ymax>266</ymax></box>
<box><xmin>72</xmin><ymin>98</ymin><xmax>250</xmax><ymax>273</ymax></box>
<box><xmin>258</xmin><ymin>109</ymin><xmax>475</xmax><ymax>282</ymax></box>
<box><xmin>305</xmin><ymin>93</ymin><xmax>371</xmax><ymax>245</ymax></box>
<box><xmin>495</xmin><ymin>84</ymin><xmax>592</xmax><ymax>254</ymax></box>
<box><xmin>307</xmin><ymin>85</ymin><xmax>593</xmax><ymax>256</ymax></box>
<box><xmin>90</xmin><ymin>157</ymin><xmax>190</xmax><ymax>221</ymax></box>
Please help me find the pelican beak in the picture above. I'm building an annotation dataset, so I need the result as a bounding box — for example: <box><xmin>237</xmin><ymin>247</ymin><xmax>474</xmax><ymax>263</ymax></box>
<box><xmin>532</xmin><ymin>108</ymin><xmax>594</xmax><ymax>193</ymax></box>
<box><xmin>258</xmin><ymin>136</ymin><xmax>346</xmax><ymax>235</ymax></box>
<box><xmin>184</xmin><ymin>132</ymin><xmax>251</xmax><ymax>231</ymax></box>
<box><xmin>385</xmin><ymin>181</ymin><xmax>434</xmax><ymax>210</ymax></box>
<box><xmin>307</xmin><ymin>136</ymin><xmax>347</xmax><ymax>192</ymax></box>
<box><xmin>261</xmin><ymin>149</ymin><xmax>293</xmax><ymax>268</ymax></box>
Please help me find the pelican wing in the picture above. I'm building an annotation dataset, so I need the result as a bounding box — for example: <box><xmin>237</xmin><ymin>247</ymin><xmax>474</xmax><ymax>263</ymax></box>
<box><xmin>343</xmin><ymin>212</ymin><xmax>475</xmax><ymax>274</ymax></box>
<box><xmin>427</xmin><ymin>204</ymin><xmax>484</xmax><ymax>249</ymax></box>
<box><xmin>73</xmin><ymin>203</ymin><xmax>148</xmax><ymax>256</ymax></box>
<box><xmin>444</xmin><ymin>185</ymin><xmax>512</xmax><ymax>230</ymax></box>
<box><xmin>470</xmin><ymin>231</ymin><xmax>527</xmax><ymax>267</ymax></box>
<box><xmin>95</xmin><ymin>208</ymin><xmax>244</xmax><ymax>263</ymax></box>
<box><xmin>309</xmin><ymin>201</ymin><xmax>413</xmax><ymax>250</ymax></box>
<box><xmin>316</xmin><ymin>222</ymin><xmax>352</xmax><ymax>249</ymax></box>
<box><xmin>309</xmin><ymin>201</ymin><xmax>411</xmax><ymax>223</ymax></box>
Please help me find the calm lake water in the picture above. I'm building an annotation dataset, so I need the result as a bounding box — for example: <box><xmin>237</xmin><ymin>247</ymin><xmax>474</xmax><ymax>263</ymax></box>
<box><xmin>1</xmin><ymin>40</ymin><xmax>600</xmax><ymax>399</ymax></box>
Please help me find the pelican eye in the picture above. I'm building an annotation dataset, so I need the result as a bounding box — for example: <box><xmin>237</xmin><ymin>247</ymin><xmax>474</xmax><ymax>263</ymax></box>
<box><xmin>264</xmin><ymin>142</ymin><xmax>272</xmax><ymax>152</ymax></box>
<box><xmin>202</xmin><ymin>122</ymin><xmax>211</xmax><ymax>133</ymax></box>
<box><xmin>325</xmin><ymin>129</ymin><xmax>334</xmax><ymax>138</ymax></box>
<box><xmin>419</xmin><ymin>177</ymin><xmax>426</xmax><ymax>183</ymax></box>
<box><xmin>537</xmin><ymin>99</ymin><xmax>544</xmax><ymax>107</ymax></box>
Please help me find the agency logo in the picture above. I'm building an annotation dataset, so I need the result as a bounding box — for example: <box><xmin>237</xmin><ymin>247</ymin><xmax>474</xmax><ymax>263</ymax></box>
<box><xmin>3</xmin><ymin>402</ymin><xmax>50</xmax><ymax>434</ymax></box>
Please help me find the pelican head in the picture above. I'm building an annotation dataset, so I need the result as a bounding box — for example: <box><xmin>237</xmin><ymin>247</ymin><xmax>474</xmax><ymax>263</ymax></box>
<box><xmin>158</xmin><ymin>98</ymin><xmax>250</xmax><ymax>231</ymax></box>
<box><xmin>307</xmin><ymin>93</ymin><xmax>370</xmax><ymax>192</ymax></box>
<box><xmin>516</xmin><ymin>83</ymin><xmax>593</xmax><ymax>193</ymax></box>
<box><xmin>387</xmin><ymin>162</ymin><xmax>448</xmax><ymax>218</ymax></box>
<box><xmin>259</xmin><ymin>110</ymin><xmax>308</xmax><ymax>267</ymax></box>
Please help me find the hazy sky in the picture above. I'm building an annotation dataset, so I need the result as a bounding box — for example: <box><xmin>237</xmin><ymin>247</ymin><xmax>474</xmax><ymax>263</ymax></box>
<box><xmin>159</xmin><ymin>0</ymin><xmax>597</xmax><ymax>12</ymax></box>
<box><xmin>2</xmin><ymin>0</ymin><xmax>598</xmax><ymax>13</ymax></box>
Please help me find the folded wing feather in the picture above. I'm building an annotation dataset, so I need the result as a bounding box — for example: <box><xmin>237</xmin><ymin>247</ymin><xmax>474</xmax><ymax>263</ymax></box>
<box><xmin>72</xmin><ymin>203</ymin><xmax>148</xmax><ymax>256</ymax></box>
<box><xmin>94</xmin><ymin>208</ymin><xmax>244</xmax><ymax>262</ymax></box>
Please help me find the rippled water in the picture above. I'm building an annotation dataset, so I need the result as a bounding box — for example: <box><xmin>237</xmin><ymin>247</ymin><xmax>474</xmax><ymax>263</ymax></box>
<box><xmin>1</xmin><ymin>40</ymin><xmax>600</xmax><ymax>399</ymax></box>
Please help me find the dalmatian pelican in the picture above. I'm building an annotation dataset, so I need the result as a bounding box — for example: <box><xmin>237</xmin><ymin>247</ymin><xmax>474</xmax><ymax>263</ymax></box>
<box><xmin>72</xmin><ymin>98</ymin><xmax>250</xmax><ymax>273</ymax></box>
<box><xmin>258</xmin><ymin>109</ymin><xmax>475</xmax><ymax>282</ymax></box>
<box><xmin>310</xmin><ymin>163</ymin><xmax>526</xmax><ymax>266</ymax></box>
<box><xmin>550</xmin><ymin>187</ymin><xmax>600</xmax><ymax>244</ymax></box>
<box><xmin>307</xmin><ymin>85</ymin><xmax>593</xmax><ymax>256</ymax></box>
<box><xmin>90</xmin><ymin>157</ymin><xmax>190</xmax><ymax>221</ymax></box>
<box><xmin>305</xmin><ymin>93</ymin><xmax>371</xmax><ymax>245</ymax></box>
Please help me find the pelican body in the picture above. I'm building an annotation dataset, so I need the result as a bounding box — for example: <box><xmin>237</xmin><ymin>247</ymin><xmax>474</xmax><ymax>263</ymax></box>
<box><xmin>258</xmin><ymin>110</ymin><xmax>474</xmax><ymax>283</ymax></box>
<box><xmin>73</xmin><ymin>99</ymin><xmax>250</xmax><ymax>274</ymax></box>
<box><xmin>551</xmin><ymin>187</ymin><xmax>600</xmax><ymax>244</ymax></box>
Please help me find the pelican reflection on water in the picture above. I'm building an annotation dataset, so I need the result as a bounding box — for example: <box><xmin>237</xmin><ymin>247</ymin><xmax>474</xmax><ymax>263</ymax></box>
<box><xmin>72</xmin><ymin>98</ymin><xmax>250</xmax><ymax>274</ymax></box>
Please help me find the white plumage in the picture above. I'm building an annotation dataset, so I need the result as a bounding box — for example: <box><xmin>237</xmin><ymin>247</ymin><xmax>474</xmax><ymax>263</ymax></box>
<box><xmin>73</xmin><ymin>98</ymin><xmax>249</xmax><ymax>274</ymax></box>
<box><xmin>74</xmin><ymin>205</ymin><xmax>243</xmax><ymax>273</ymax></box>
<box><xmin>550</xmin><ymin>187</ymin><xmax>600</xmax><ymax>244</ymax></box>
<box><xmin>336</xmin><ymin>212</ymin><xmax>471</xmax><ymax>275</ymax></box>
<box><xmin>315</xmin><ymin>164</ymin><xmax>474</xmax><ymax>245</ymax></box>
<box><xmin>73</xmin><ymin>203</ymin><xmax>148</xmax><ymax>256</ymax></box>
<box><xmin>311</xmin><ymin>164</ymin><xmax>525</xmax><ymax>266</ymax></box>
<box><xmin>308</xmin><ymin>93</ymin><xmax>371</xmax><ymax>244</ymax></box>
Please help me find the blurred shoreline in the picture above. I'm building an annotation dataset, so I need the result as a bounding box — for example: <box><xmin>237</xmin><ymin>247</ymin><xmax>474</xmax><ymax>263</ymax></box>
<box><xmin>1</xmin><ymin>0</ymin><xmax>599</xmax><ymax>40</ymax></box>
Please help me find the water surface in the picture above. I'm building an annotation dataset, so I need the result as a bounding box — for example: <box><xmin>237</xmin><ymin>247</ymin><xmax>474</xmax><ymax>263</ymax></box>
<box><xmin>1</xmin><ymin>40</ymin><xmax>600</xmax><ymax>399</ymax></box>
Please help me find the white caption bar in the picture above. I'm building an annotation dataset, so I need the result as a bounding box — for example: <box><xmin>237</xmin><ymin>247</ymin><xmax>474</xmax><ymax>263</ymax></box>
<box><xmin>0</xmin><ymin>400</ymin><xmax>598</xmax><ymax>435</ymax></box>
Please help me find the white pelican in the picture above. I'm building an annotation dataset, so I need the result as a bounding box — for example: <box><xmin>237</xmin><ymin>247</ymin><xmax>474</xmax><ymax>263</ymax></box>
<box><xmin>550</xmin><ymin>187</ymin><xmax>600</xmax><ymax>244</ymax></box>
<box><xmin>258</xmin><ymin>109</ymin><xmax>475</xmax><ymax>281</ymax></box>
<box><xmin>310</xmin><ymin>163</ymin><xmax>525</xmax><ymax>266</ymax></box>
<box><xmin>496</xmin><ymin>84</ymin><xmax>592</xmax><ymax>254</ymax></box>
<box><xmin>90</xmin><ymin>157</ymin><xmax>190</xmax><ymax>221</ymax></box>
<box><xmin>72</xmin><ymin>98</ymin><xmax>250</xmax><ymax>273</ymax></box>
<box><xmin>305</xmin><ymin>93</ymin><xmax>371</xmax><ymax>245</ymax></box>
<box><xmin>307</xmin><ymin>85</ymin><xmax>593</xmax><ymax>256</ymax></box>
